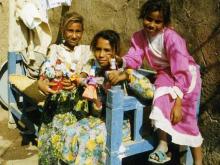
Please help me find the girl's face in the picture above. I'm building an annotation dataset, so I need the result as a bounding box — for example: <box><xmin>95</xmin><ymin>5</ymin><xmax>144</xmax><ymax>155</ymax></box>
<box><xmin>94</xmin><ymin>37</ymin><xmax>114</xmax><ymax>69</ymax></box>
<box><xmin>63</xmin><ymin>21</ymin><xmax>83</xmax><ymax>50</ymax></box>
<box><xmin>143</xmin><ymin>11</ymin><xmax>164</xmax><ymax>37</ymax></box>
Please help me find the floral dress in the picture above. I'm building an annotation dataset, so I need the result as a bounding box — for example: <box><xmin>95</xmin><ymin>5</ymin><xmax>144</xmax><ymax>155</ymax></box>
<box><xmin>38</xmin><ymin>62</ymin><xmax>154</xmax><ymax>165</ymax></box>
<box><xmin>38</xmin><ymin>43</ymin><xmax>94</xmax><ymax>164</ymax></box>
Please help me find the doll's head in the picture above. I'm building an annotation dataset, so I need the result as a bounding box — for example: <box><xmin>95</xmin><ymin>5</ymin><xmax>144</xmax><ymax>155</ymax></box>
<box><xmin>139</xmin><ymin>0</ymin><xmax>171</xmax><ymax>37</ymax></box>
<box><xmin>54</xmin><ymin>59</ymin><xmax>64</xmax><ymax>80</ymax></box>
<box><xmin>90</xmin><ymin>30</ymin><xmax>120</xmax><ymax>69</ymax></box>
<box><xmin>61</xmin><ymin>11</ymin><xmax>84</xmax><ymax>50</ymax></box>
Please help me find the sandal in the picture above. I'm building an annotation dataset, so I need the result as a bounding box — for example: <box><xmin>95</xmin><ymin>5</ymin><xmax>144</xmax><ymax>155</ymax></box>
<box><xmin>148</xmin><ymin>150</ymin><xmax>171</xmax><ymax>164</ymax></box>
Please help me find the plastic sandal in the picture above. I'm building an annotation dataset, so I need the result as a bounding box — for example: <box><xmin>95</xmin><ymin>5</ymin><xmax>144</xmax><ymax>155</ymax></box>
<box><xmin>148</xmin><ymin>150</ymin><xmax>171</xmax><ymax>164</ymax></box>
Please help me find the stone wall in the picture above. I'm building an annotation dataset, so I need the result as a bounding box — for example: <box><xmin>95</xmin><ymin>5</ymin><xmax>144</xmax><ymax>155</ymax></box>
<box><xmin>0</xmin><ymin>0</ymin><xmax>219</xmax><ymax>164</ymax></box>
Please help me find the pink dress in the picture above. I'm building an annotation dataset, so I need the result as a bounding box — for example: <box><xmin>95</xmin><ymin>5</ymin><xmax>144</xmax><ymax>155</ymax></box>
<box><xmin>123</xmin><ymin>27</ymin><xmax>203</xmax><ymax>147</ymax></box>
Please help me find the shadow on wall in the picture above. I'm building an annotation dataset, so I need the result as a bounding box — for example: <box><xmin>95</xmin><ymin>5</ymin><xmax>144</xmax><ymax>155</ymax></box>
<box><xmin>200</xmin><ymin>85</ymin><xmax>220</xmax><ymax>114</ymax></box>
<box><xmin>191</xmin><ymin>22</ymin><xmax>220</xmax><ymax>56</ymax></box>
<box><xmin>189</xmin><ymin>21</ymin><xmax>220</xmax><ymax>116</ymax></box>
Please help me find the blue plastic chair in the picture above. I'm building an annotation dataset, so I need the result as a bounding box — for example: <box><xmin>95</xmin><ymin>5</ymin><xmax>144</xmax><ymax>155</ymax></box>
<box><xmin>7</xmin><ymin>52</ymin><xmax>42</xmax><ymax>136</ymax></box>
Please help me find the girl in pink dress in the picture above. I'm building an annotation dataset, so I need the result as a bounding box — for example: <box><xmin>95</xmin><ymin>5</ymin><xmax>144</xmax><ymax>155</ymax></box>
<box><xmin>111</xmin><ymin>0</ymin><xmax>203</xmax><ymax>164</ymax></box>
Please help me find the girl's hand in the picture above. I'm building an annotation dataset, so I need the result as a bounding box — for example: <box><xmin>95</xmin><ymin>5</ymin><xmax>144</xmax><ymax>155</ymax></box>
<box><xmin>91</xmin><ymin>97</ymin><xmax>103</xmax><ymax>117</ymax></box>
<box><xmin>61</xmin><ymin>78</ymin><xmax>77</xmax><ymax>90</ymax></box>
<box><xmin>108</xmin><ymin>70</ymin><xmax>128</xmax><ymax>85</ymax></box>
<box><xmin>38</xmin><ymin>77</ymin><xmax>57</xmax><ymax>95</ymax></box>
<box><xmin>170</xmin><ymin>97</ymin><xmax>182</xmax><ymax>125</ymax></box>
<box><xmin>93</xmin><ymin>98</ymin><xmax>102</xmax><ymax>109</ymax></box>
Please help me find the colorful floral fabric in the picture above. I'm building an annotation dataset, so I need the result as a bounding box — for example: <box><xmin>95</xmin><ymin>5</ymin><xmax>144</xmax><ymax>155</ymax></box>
<box><xmin>38</xmin><ymin>88</ymin><xmax>89</xmax><ymax>165</ymax></box>
<box><xmin>38</xmin><ymin>88</ymin><xmax>131</xmax><ymax>164</ymax></box>
<box><xmin>127</xmin><ymin>69</ymin><xmax>154</xmax><ymax>100</ymax></box>
<box><xmin>38</xmin><ymin>64</ymin><xmax>154</xmax><ymax>164</ymax></box>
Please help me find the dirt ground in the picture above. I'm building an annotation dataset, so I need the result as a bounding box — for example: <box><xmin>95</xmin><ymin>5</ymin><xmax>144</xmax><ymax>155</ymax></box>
<box><xmin>0</xmin><ymin>106</ymin><xmax>38</xmax><ymax>165</ymax></box>
<box><xmin>0</xmin><ymin>105</ymin><xmax>182</xmax><ymax>165</ymax></box>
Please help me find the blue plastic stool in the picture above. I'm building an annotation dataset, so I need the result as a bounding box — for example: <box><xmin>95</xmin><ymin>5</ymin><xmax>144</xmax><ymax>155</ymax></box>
<box><xmin>105</xmin><ymin>85</ymin><xmax>154</xmax><ymax>165</ymax></box>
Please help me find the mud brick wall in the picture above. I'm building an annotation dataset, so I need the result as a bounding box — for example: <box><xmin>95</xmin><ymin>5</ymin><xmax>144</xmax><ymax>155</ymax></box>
<box><xmin>0</xmin><ymin>0</ymin><xmax>219</xmax><ymax>164</ymax></box>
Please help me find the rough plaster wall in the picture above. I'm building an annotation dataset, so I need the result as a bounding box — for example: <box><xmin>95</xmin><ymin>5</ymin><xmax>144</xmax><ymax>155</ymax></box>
<box><xmin>49</xmin><ymin>1</ymin><xmax>220</xmax><ymax>164</ymax></box>
<box><xmin>63</xmin><ymin>0</ymin><xmax>146</xmax><ymax>54</ymax></box>
<box><xmin>170</xmin><ymin>1</ymin><xmax>220</xmax><ymax>164</ymax></box>
<box><xmin>0</xmin><ymin>0</ymin><xmax>8</xmax><ymax>64</ymax></box>
<box><xmin>0</xmin><ymin>0</ymin><xmax>219</xmax><ymax>164</ymax></box>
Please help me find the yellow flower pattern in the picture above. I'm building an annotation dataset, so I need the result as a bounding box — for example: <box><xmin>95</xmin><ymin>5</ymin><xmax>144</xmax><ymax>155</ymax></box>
<box><xmin>67</xmin><ymin>153</ymin><xmax>74</xmax><ymax>161</ymax></box>
<box><xmin>96</xmin><ymin>134</ymin><xmax>104</xmax><ymax>144</ymax></box>
<box><xmin>51</xmin><ymin>134</ymin><xmax>61</xmax><ymax>144</ymax></box>
<box><xmin>38</xmin><ymin>67</ymin><xmax>152</xmax><ymax>165</ymax></box>
<box><xmin>86</xmin><ymin>139</ymin><xmax>96</xmax><ymax>151</ymax></box>
<box><xmin>85</xmin><ymin>158</ymin><xmax>93</xmax><ymax>165</ymax></box>
<box><xmin>127</xmin><ymin>69</ymin><xmax>154</xmax><ymax>100</ymax></box>
<box><xmin>75</xmin><ymin>156</ymin><xmax>80</xmax><ymax>165</ymax></box>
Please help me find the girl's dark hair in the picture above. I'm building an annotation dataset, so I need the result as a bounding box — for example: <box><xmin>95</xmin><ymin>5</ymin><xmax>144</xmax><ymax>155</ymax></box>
<box><xmin>90</xmin><ymin>30</ymin><xmax>120</xmax><ymax>55</ymax></box>
<box><xmin>139</xmin><ymin>0</ymin><xmax>171</xmax><ymax>25</ymax></box>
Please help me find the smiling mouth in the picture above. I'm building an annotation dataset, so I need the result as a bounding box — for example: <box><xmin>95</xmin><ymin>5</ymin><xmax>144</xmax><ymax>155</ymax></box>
<box><xmin>98</xmin><ymin>60</ymin><xmax>108</xmax><ymax>64</ymax></box>
<box><xmin>69</xmin><ymin>40</ymin><xmax>78</xmax><ymax>43</ymax></box>
<box><xmin>67</xmin><ymin>41</ymin><xmax>79</xmax><ymax>46</ymax></box>
<box><xmin>145</xmin><ymin>27</ymin><xmax>155</xmax><ymax>31</ymax></box>
<box><xmin>99</xmin><ymin>60</ymin><xmax>108</xmax><ymax>63</ymax></box>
